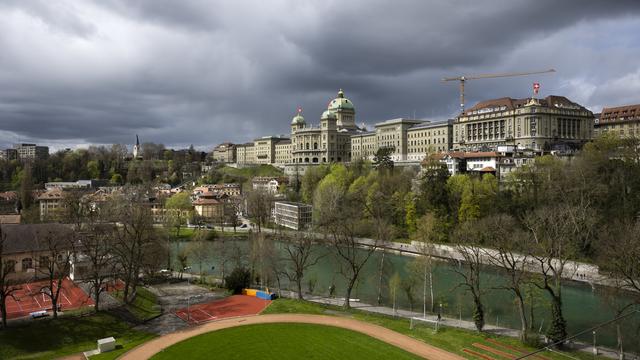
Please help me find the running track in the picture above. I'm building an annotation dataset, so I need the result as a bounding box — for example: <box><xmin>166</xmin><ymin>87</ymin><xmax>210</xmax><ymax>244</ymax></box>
<box><xmin>119</xmin><ymin>314</ymin><xmax>465</xmax><ymax>360</ymax></box>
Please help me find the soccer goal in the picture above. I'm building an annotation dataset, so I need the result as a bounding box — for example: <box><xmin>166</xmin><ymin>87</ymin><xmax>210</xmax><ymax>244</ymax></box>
<box><xmin>410</xmin><ymin>316</ymin><xmax>440</xmax><ymax>332</ymax></box>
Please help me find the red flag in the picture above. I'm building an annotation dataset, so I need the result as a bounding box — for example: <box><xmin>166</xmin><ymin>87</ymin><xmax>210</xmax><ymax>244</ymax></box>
<box><xmin>297</xmin><ymin>107</ymin><xmax>302</xmax><ymax>113</ymax></box>
<box><xmin>533</xmin><ymin>82</ymin><xmax>540</xmax><ymax>95</ymax></box>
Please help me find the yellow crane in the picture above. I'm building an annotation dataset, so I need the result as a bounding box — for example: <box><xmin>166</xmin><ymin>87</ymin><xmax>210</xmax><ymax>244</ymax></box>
<box><xmin>442</xmin><ymin>69</ymin><xmax>556</xmax><ymax>113</ymax></box>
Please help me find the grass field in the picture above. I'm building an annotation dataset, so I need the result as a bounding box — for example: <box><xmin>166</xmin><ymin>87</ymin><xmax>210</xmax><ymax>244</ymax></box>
<box><xmin>263</xmin><ymin>299</ymin><xmax>609</xmax><ymax>360</ymax></box>
<box><xmin>151</xmin><ymin>323</ymin><xmax>422</xmax><ymax>360</ymax></box>
<box><xmin>0</xmin><ymin>312</ymin><xmax>155</xmax><ymax>360</ymax></box>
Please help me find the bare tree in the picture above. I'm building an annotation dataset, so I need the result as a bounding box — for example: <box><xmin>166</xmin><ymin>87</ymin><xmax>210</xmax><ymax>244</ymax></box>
<box><xmin>524</xmin><ymin>204</ymin><xmax>589</xmax><ymax>345</ymax></box>
<box><xmin>35</xmin><ymin>227</ymin><xmax>77</xmax><ymax>319</ymax></box>
<box><xmin>187</xmin><ymin>230</ymin><xmax>215</xmax><ymax>276</ymax></box>
<box><xmin>451</xmin><ymin>220</ymin><xmax>485</xmax><ymax>331</ymax></box>
<box><xmin>80</xmin><ymin>224</ymin><xmax>118</xmax><ymax>312</ymax></box>
<box><xmin>482</xmin><ymin>214</ymin><xmax>531</xmax><ymax>341</ymax></box>
<box><xmin>598</xmin><ymin>220</ymin><xmax>640</xmax><ymax>359</ymax></box>
<box><xmin>246</xmin><ymin>190</ymin><xmax>273</xmax><ymax>233</ymax></box>
<box><xmin>412</xmin><ymin>213</ymin><xmax>439</xmax><ymax>316</ymax></box>
<box><xmin>108</xmin><ymin>187</ymin><xmax>157</xmax><ymax>303</ymax></box>
<box><xmin>0</xmin><ymin>226</ymin><xmax>20</xmax><ymax>329</ymax></box>
<box><xmin>279</xmin><ymin>230</ymin><xmax>323</xmax><ymax>299</ymax></box>
<box><xmin>249</xmin><ymin>232</ymin><xmax>278</xmax><ymax>288</ymax></box>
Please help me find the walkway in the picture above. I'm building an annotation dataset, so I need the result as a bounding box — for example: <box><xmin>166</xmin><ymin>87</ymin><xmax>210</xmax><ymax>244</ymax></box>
<box><xmin>118</xmin><ymin>314</ymin><xmax>465</xmax><ymax>360</ymax></box>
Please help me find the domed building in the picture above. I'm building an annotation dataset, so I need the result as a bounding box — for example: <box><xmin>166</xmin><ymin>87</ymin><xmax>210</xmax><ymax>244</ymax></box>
<box><xmin>287</xmin><ymin>89</ymin><xmax>365</xmax><ymax>164</ymax></box>
<box><xmin>236</xmin><ymin>89</ymin><xmax>368</xmax><ymax>166</ymax></box>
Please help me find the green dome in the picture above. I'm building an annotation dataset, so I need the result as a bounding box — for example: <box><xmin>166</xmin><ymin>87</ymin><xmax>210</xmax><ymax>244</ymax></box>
<box><xmin>291</xmin><ymin>113</ymin><xmax>305</xmax><ymax>125</ymax></box>
<box><xmin>328</xmin><ymin>89</ymin><xmax>355</xmax><ymax>111</ymax></box>
<box><xmin>321</xmin><ymin>109</ymin><xmax>336</xmax><ymax>120</ymax></box>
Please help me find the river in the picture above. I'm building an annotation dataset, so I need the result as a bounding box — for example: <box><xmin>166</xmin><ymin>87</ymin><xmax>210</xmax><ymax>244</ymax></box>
<box><xmin>174</xmin><ymin>237</ymin><xmax>640</xmax><ymax>353</ymax></box>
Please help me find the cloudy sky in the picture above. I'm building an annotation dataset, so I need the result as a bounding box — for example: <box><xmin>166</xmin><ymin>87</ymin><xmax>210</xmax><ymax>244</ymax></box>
<box><xmin>1</xmin><ymin>0</ymin><xmax>640</xmax><ymax>151</ymax></box>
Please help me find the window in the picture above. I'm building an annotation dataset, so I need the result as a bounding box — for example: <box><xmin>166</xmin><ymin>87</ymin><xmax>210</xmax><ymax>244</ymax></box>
<box><xmin>39</xmin><ymin>256</ymin><xmax>50</xmax><ymax>269</ymax></box>
<box><xmin>22</xmin><ymin>258</ymin><xmax>33</xmax><ymax>271</ymax></box>
<box><xmin>4</xmin><ymin>260</ymin><xmax>16</xmax><ymax>273</ymax></box>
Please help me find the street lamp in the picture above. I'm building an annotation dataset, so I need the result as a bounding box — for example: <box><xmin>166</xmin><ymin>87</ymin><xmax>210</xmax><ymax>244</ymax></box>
<box><xmin>592</xmin><ymin>330</ymin><xmax>597</xmax><ymax>356</ymax></box>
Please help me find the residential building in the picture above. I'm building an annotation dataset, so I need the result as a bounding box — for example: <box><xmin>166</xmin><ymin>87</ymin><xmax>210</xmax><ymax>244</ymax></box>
<box><xmin>273</xmin><ymin>201</ymin><xmax>312</xmax><ymax>230</ymax></box>
<box><xmin>193</xmin><ymin>183</ymin><xmax>241</xmax><ymax>198</ymax></box>
<box><xmin>0</xmin><ymin>149</ymin><xmax>18</xmax><ymax>161</ymax></box>
<box><xmin>453</xmin><ymin>96</ymin><xmax>594</xmax><ymax>151</ymax></box>
<box><xmin>252</xmin><ymin>177</ymin><xmax>287</xmax><ymax>194</ymax></box>
<box><xmin>212</xmin><ymin>142</ymin><xmax>237</xmax><ymax>163</ymax></box>
<box><xmin>594</xmin><ymin>104</ymin><xmax>640</xmax><ymax>138</ymax></box>
<box><xmin>193</xmin><ymin>197</ymin><xmax>225</xmax><ymax>220</ymax></box>
<box><xmin>427</xmin><ymin>147</ymin><xmax>539</xmax><ymax>179</ymax></box>
<box><xmin>44</xmin><ymin>180</ymin><xmax>108</xmax><ymax>191</ymax></box>
<box><xmin>37</xmin><ymin>188</ymin><xmax>66</xmax><ymax>221</ymax></box>
<box><xmin>13</xmin><ymin>143</ymin><xmax>49</xmax><ymax>161</ymax></box>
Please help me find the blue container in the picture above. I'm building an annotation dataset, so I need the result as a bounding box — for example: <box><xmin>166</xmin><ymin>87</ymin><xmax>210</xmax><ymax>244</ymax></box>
<box><xmin>256</xmin><ymin>291</ymin><xmax>275</xmax><ymax>300</ymax></box>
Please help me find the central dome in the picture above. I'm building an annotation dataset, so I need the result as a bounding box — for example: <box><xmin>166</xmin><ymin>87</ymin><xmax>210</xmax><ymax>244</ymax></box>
<box><xmin>328</xmin><ymin>89</ymin><xmax>355</xmax><ymax>111</ymax></box>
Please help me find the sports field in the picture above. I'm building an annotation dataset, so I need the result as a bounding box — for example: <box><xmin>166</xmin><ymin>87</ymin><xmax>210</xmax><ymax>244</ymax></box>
<box><xmin>150</xmin><ymin>323</ymin><xmax>422</xmax><ymax>360</ymax></box>
<box><xmin>174</xmin><ymin>294</ymin><xmax>270</xmax><ymax>324</ymax></box>
<box><xmin>5</xmin><ymin>277</ymin><xmax>93</xmax><ymax>319</ymax></box>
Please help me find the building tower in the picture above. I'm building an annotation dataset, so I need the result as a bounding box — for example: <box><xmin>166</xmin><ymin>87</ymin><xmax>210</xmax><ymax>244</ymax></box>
<box><xmin>327</xmin><ymin>89</ymin><xmax>356</xmax><ymax>129</ymax></box>
<box><xmin>133</xmin><ymin>135</ymin><xmax>140</xmax><ymax>159</ymax></box>
<box><xmin>291</xmin><ymin>108</ymin><xmax>306</xmax><ymax>134</ymax></box>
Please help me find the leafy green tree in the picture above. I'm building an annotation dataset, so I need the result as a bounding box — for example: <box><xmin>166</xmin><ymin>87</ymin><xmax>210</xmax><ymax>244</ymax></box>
<box><xmin>87</xmin><ymin>160</ymin><xmax>100</xmax><ymax>179</ymax></box>
<box><xmin>373</xmin><ymin>147</ymin><xmax>394</xmax><ymax>173</ymax></box>
<box><xmin>165</xmin><ymin>192</ymin><xmax>193</xmax><ymax>238</ymax></box>
<box><xmin>417</xmin><ymin>156</ymin><xmax>450</xmax><ymax>216</ymax></box>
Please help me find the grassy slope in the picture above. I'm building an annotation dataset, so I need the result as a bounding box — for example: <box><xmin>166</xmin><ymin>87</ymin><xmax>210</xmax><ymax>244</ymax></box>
<box><xmin>151</xmin><ymin>323</ymin><xmax>421</xmax><ymax>360</ymax></box>
<box><xmin>263</xmin><ymin>299</ymin><xmax>608</xmax><ymax>360</ymax></box>
<box><xmin>218</xmin><ymin>164</ymin><xmax>283</xmax><ymax>179</ymax></box>
<box><xmin>112</xmin><ymin>287</ymin><xmax>161</xmax><ymax>321</ymax></box>
<box><xmin>0</xmin><ymin>313</ymin><xmax>154</xmax><ymax>360</ymax></box>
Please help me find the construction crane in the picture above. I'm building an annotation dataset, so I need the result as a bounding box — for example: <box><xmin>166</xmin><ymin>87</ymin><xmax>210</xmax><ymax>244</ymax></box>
<box><xmin>442</xmin><ymin>69</ymin><xmax>556</xmax><ymax>113</ymax></box>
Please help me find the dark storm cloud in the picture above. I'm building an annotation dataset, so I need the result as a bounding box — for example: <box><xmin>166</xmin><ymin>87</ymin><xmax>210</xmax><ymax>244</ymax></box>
<box><xmin>0</xmin><ymin>0</ymin><xmax>640</xmax><ymax>150</ymax></box>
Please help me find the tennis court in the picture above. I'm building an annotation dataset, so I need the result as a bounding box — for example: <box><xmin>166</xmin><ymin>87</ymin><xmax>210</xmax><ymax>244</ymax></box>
<box><xmin>5</xmin><ymin>277</ymin><xmax>93</xmax><ymax>320</ymax></box>
<box><xmin>174</xmin><ymin>295</ymin><xmax>271</xmax><ymax>325</ymax></box>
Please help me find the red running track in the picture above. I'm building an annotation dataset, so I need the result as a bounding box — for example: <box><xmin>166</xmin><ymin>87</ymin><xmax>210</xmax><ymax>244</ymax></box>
<box><xmin>174</xmin><ymin>295</ymin><xmax>270</xmax><ymax>325</ymax></box>
<box><xmin>5</xmin><ymin>277</ymin><xmax>93</xmax><ymax>319</ymax></box>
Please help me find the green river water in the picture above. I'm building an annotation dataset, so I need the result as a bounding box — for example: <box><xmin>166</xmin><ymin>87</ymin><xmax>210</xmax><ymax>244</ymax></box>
<box><xmin>174</xmin><ymin>238</ymin><xmax>640</xmax><ymax>352</ymax></box>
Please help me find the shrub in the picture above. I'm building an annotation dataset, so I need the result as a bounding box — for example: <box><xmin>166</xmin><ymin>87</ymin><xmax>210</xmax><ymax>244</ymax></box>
<box><xmin>224</xmin><ymin>267</ymin><xmax>251</xmax><ymax>294</ymax></box>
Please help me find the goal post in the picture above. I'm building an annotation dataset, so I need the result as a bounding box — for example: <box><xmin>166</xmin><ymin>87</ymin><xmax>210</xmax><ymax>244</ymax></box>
<box><xmin>410</xmin><ymin>316</ymin><xmax>440</xmax><ymax>332</ymax></box>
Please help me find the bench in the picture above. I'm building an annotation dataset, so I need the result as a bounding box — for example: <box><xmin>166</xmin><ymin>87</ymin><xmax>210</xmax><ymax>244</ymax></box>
<box><xmin>30</xmin><ymin>310</ymin><xmax>48</xmax><ymax>319</ymax></box>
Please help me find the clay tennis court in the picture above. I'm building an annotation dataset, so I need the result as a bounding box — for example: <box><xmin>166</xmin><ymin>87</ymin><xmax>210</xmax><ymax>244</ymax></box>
<box><xmin>5</xmin><ymin>277</ymin><xmax>93</xmax><ymax>319</ymax></box>
<box><xmin>174</xmin><ymin>295</ymin><xmax>270</xmax><ymax>324</ymax></box>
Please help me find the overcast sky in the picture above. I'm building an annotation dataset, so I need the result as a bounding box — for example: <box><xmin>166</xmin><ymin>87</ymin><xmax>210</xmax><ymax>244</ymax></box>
<box><xmin>1</xmin><ymin>0</ymin><xmax>640</xmax><ymax>151</ymax></box>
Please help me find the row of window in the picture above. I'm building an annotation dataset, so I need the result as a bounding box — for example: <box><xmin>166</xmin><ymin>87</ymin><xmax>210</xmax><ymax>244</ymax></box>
<box><xmin>3</xmin><ymin>255</ymin><xmax>63</xmax><ymax>273</ymax></box>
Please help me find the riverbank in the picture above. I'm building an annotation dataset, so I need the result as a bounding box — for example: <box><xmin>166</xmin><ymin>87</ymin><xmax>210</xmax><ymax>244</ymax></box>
<box><xmin>276</xmin><ymin>290</ymin><xmax>634</xmax><ymax>359</ymax></box>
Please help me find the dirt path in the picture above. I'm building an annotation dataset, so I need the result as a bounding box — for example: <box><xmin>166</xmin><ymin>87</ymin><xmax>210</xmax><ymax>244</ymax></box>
<box><xmin>118</xmin><ymin>314</ymin><xmax>465</xmax><ymax>360</ymax></box>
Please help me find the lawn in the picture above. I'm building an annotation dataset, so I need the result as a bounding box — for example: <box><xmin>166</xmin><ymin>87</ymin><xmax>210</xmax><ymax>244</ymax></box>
<box><xmin>112</xmin><ymin>286</ymin><xmax>161</xmax><ymax>321</ymax></box>
<box><xmin>150</xmin><ymin>323</ymin><xmax>421</xmax><ymax>360</ymax></box>
<box><xmin>263</xmin><ymin>299</ymin><xmax>609</xmax><ymax>360</ymax></box>
<box><xmin>0</xmin><ymin>312</ymin><xmax>155</xmax><ymax>360</ymax></box>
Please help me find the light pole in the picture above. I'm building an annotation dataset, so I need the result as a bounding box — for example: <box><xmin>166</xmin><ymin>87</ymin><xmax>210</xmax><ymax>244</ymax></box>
<box><xmin>592</xmin><ymin>330</ymin><xmax>597</xmax><ymax>356</ymax></box>
<box><xmin>187</xmin><ymin>296</ymin><xmax>191</xmax><ymax>323</ymax></box>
